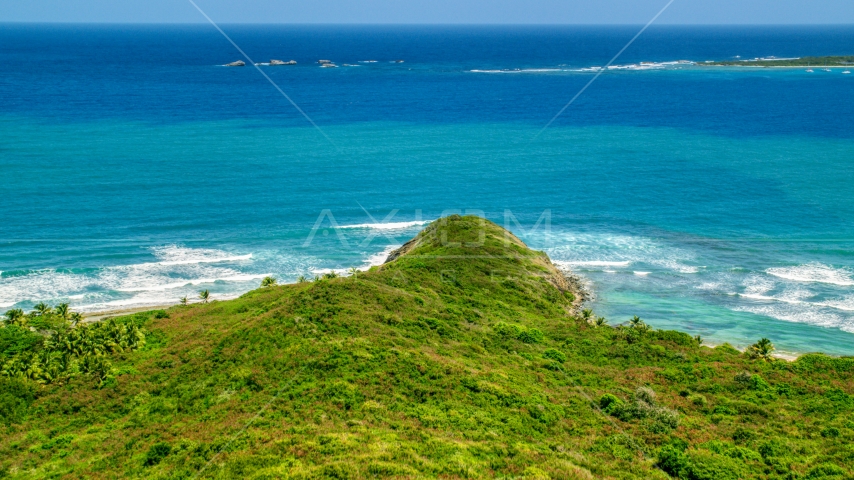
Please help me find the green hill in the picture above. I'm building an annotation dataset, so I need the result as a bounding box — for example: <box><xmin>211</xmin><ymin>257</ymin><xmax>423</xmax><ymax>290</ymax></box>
<box><xmin>2</xmin><ymin>216</ymin><xmax>853</xmax><ymax>479</ymax></box>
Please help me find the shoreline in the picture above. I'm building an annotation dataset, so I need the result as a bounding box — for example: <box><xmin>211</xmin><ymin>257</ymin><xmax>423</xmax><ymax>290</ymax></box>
<box><xmin>705</xmin><ymin>64</ymin><xmax>852</xmax><ymax>68</ymax></box>
<box><xmin>82</xmin><ymin>304</ymin><xmax>178</xmax><ymax>323</ymax></box>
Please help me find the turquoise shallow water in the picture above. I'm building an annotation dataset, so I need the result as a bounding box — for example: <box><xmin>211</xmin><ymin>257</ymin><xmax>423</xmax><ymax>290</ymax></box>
<box><xmin>1</xmin><ymin>25</ymin><xmax>854</xmax><ymax>355</ymax></box>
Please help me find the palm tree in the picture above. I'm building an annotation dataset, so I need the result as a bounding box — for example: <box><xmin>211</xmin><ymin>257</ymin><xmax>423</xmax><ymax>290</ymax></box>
<box><xmin>54</xmin><ymin>303</ymin><xmax>70</xmax><ymax>321</ymax></box>
<box><xmin>749</xmin><ymin>338</ymin><xmax>775</xmax><ymax>360</ymax></box>
<box><xmin>324</xmin><ymin>271</ymin><xmax>339</xmax><ymax>279</ymax></box>
<box><xmin>179</xmin><ymin>296</ymin><xmax>188</xmax><ymax>305</ymax></box>
<box><xmin>297</xmin><ymin>275</ymin><xmax>307</xmax><ymax>283</ymax></box>
<box><xmin>34</xmin><ymin>302</ymin><xmax>51</xmax><ymax>316</ymax></box>
<box><xmin>348</xmin><ymin>267</ymin><xmax>359</xmax><ymax>278</ymax></box>
<box><xmin>629</xmin><ymin>315</ymin><xmax>650</xmax><ymax>333</ymax></box>
<box><xmin>581</xmin><ymin>309</ymin><xmax>593</xmax><ymax>321</ymax></box>
<box><xmin>199</xmin><ymin>290</ymin><xmax>210</xmax><ymax>303</ymax></box>
<box><xmin>695</xmin><ymin>335</ymin><xmax>703</xmax><ymax>345</ymax></box>
<box><xmin>4</xmin><ymin>309</ymin><xmax>26</xmax><ymax>326</ymax></box>
<box><xmin>261</xmin><ymin>276</ymin><xmax>277</xmax><ymax>287</ymax></box>
<box><xmin>595</xmin><ymin>316</ymin><xmax>608</xmax><ymax>327</ymax></box>
<box><xmin>70</xmin><ymin>312</ymin><xmax>84</xmax><ymax>327</ymax></box>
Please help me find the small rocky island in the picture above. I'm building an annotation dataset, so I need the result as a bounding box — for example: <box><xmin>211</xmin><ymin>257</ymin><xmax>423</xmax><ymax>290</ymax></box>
<box><xmin>708</xmin><ymin>55</ymin><xmax>854</xmax><ymax>67</ymax></box>
<box><xmin>224</xmin><ymin>60</ymin><xmax>245</xmax><ymax>67</ymax></box>
<box><xmin>270</xmin><ymin>59</ymin><xmax>297</xmax><ymax>65</ymax></box>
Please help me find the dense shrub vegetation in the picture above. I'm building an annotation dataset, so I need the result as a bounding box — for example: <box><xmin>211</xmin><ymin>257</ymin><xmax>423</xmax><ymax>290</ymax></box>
<box><xmin>0</xmin><ymin>216</ymin><xmax>852</xmax><ymax>478</ymax></box>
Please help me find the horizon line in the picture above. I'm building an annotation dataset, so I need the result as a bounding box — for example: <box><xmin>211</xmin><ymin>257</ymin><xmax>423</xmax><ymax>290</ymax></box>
<box><xmin>2</xmin><ymin>21</ymin><xmax>854</xmax><ymax>27</ymax></box>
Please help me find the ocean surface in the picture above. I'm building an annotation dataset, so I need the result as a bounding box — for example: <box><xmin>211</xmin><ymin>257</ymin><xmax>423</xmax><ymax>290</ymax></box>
<box><xmin>2</xmin><ymin>24</ymin><xmax>854</xmax><ymax>356</ymax></box>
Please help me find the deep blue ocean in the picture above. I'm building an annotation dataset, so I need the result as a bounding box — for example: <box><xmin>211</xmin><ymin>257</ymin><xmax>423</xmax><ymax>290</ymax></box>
<box><xmin>2</xmin><ymin>24</ymin><xmax>854</xmax><ymax>356</ymax></box>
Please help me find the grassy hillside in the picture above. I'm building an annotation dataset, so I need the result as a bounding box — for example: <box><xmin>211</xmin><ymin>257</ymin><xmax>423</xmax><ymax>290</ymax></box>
<box><xmin>2</xmin><ymin>215</ymin><xmax>853</xmax><ymax>479</ymax></box>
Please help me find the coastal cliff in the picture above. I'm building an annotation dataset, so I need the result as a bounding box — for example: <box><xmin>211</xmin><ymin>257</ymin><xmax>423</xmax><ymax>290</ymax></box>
<box><xmin>1</xmin><ymin>216</ymin><xmax>852</xmax><ymax>479</ymax></box>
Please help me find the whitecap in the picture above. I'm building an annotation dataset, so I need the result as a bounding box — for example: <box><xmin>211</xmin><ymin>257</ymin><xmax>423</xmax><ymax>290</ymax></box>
<box><xmin>634</xmin><ymin>271</ymin><xmax>651</xmax><ymax>276</ymax></box>
<box><xmin>818</xmin><ymin>297</ymin><xmax>854</xmax><ymax>312</ymax></box>
<box><xmin>738</xmin><ymin>293</ymin><xmax>806</xmax><ymax>305</ymax></box>
<box><xmin>75</xmin><ymin>292</ymin><xmax>242</xmax><ymax>312</ymax></box>
<box><xmin>766</xmin><ymin>263</ymin><xmax>854</xmax><ymax>286</ymax></box>
<box><xmin>339</xmin><ymin>220</ymin><xmax>430</xmax><ymax>230</ymax></box>
<box><xmin>151</xmin><ymin>245</ymin><xmax>253</xmax><ymax>266</ymax></box>
<box><xmin>0</xmin><ymin>245</ymin><xmax>315</xmax><ymax>313</ymax></box>
<box><xmin>556</xmin><ymin>260</ymin><xmax>631</xmax><ymax>267</ymax></box>
<box><xmin>735</xmin><ymin>303</ymin><xmax>850</xmax><ymax>331</ymax></box>
<box><xmin>545</xmin><ymin>231</ymin><xmax>697</xmax><ymax>276</ymax></box>
<box><xmin>363</xmin><ymin>245</ymin><xmax>400</xmax><ymax>268</ymax></box>
<box><xmin>115</xmin><ymin>273</ymin><xmax>270</xmax><ymax>292</ymax></box>
<box><xmin>310</xmin><ymin>268</ymin><xmax>350</xmax><ymax>276</ymax></box>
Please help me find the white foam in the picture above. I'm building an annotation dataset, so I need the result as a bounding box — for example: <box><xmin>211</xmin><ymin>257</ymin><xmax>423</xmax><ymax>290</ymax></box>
<box><xmin>339</xmin><ymin>221</ymin><xmax>430</xmax><ymax>230</ymax></box>
<box><xmin>151</xmin><ymin>245</ymin><xmax>253</xmax><ymax>266</ymax></box>
<box><xmin>468</xmin><ymin>68</ymin><xmax>563</xmax><ymax>74</ymax></box>
<box><xmin>363</xmin><ymin>245</ymin><xmax>400</xmax><ymax>268</ymax></box>
<box><xmin>742</xmin><ymin>274</ymin><xmax>775</xmax><ymax>295</ymax></box>
<box><xmin>0</xmin><ymin>245</ymin><xmax>283</xmax><ymax>312</ymax></box>
<box><xmin>557</xmin><ymin>260</ymin><xmax>632</xmax><ymax>267</ymax></box>
<box><xmin>695</xmin><ymin>282</ymin><xmax>722</xmax><ymax>291</ymax></box>
<box><xmin>766</xmin><ymin>263</ymin><xmax>854</xmax><ymax>286</ymax></box>
<box><xmin>115</xmin><ymin>273</ymin><xmax>270</xmax><ymax>292</ymax></box>
<box><xmin>307</xmin><ymin>245</ymin><xmax>401</xmax><ymax>278</ymax></box>
<box><xmin>634</xmin><ymin>271</ymin><xmax>651</xmax><ymax>276</ymax></box>
<box><xmin>545</xmin><ymin>231</ymin><xmax>697</xmax><ymax>276</ymax></box>
<box><xmin>75</xmin><ymin>291</ymin><xmax>243</xmax><ymax>312</ymax></box>
<box><xmin>819</xmin><ymin>297</ymin><xmax>854</xmax><ymax>312</ymax></box>
<box><xmin>739</xmin><ymin>293</ymin><xmax>804</xmax><ymax>305</ymax></box>
<box><xmin>310</xmin><ymin>268</ymin><xmax>350</xmax><ymax>276</ymax></box>
<box><xmin>0</xmin><ymin>301</ymin><xmax>16</xmax><ymax>308</ymax></box>
<box><xmin>736</xmin><ymin>304</ymin><xmax>851</xmax><ymax>332</ymax></box>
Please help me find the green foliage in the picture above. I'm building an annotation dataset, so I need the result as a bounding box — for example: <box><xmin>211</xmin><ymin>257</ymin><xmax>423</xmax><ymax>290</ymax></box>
<box><xmin>144</xmin><ymin>443</ymin><xmax>171</xmax><ymax>466</ymax></box>
<box><xmin>599</xmin><ymin>393</ymin><xmax>624</xmax><ymax>414</ymax></box>
<box><xmin>493</xmin><ymin>322</ymin><xmax>544</xmax><ymax>344</ymax></box>
<box><xmin>657</xmin><ymin>444</ymin><xmax>690</xmax><ymax>477</ymax></box>
<box><xmin>806</xmin><ymin>463</ymin><xmax>846</xmax><ymax>479</ymax></box>
<box><xmin>604</xmin><ymin>386</ymin><xmax>680</xmax><ymax>432</ymax></box>
<box><xmin>3</xmin><ymin>309</ymin><xmax>26</xmax><ymax>327</ymax></box>
<box><xmin>748</xmin><ymin>337</ymin><xmax>775</xmax><ymax>361</ymax></box>
<box><xmin>0</xmin><ymin>378</ymin><xmax>35</xmax><ymax>425</ymax></box>
<box><xmin>1</xmin><ymin>308</ymin><xmax>147</xmax><ymax>387</ymax></box>
<box><xmin>261</xmin><ymin>276</ymin><xmax>277</xmax><ymax>287</ymax></box>
<box><xmin>683</xmin><ymin>449</ymin><xmax>748</xmax><ymax>480</ymax></box>
<box><xmin>0</xmin><ymin>217</ymin><xmax>851</xmax><ymax>479</ymax></box>
<box><xmin>542</xmin><ymin>348</ymin><xmax>566</xmax><ymax>363</ymax></box>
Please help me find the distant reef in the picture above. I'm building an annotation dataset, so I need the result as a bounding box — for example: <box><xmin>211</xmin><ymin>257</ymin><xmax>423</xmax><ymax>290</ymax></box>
<box><xmin>708</xmin><ymin>55</ymin><xmax>854</xmax><ymax>67</ymax></box>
